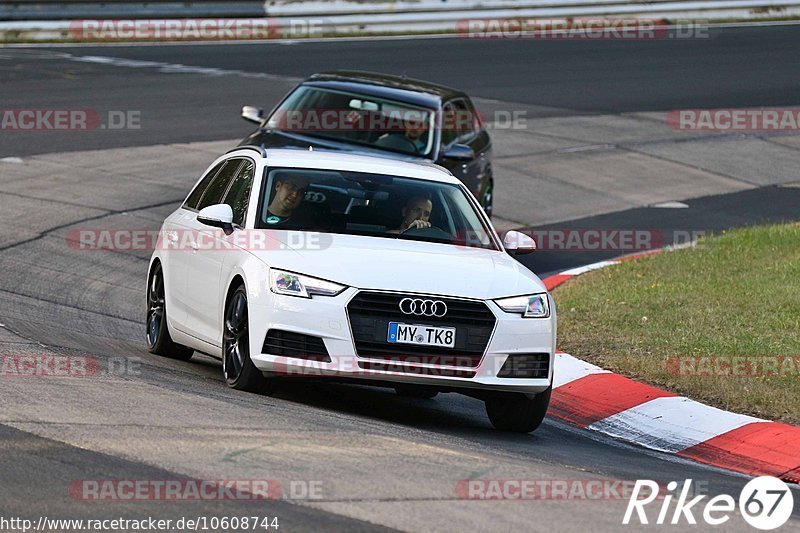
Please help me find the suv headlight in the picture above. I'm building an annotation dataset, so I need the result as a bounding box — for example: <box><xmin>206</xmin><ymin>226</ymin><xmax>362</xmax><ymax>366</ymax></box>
<box><xmin>494</xmin><ymin>293</ymin><xmax>550</xmax><ymax>318</ymax></box>
<box><xmin>269</xmin><ymin>269</ymin><xmax>347</xmax><ymax>298</ymax></box>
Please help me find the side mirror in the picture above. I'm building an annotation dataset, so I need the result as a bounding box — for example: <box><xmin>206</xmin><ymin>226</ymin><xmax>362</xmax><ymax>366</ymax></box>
<box><xmin>503</xmin><ymin>230</ymin><xmax>536</xmax><ymax>255</ymax></box>
<box><xmin>197</xmin><ymin>204</ymin><xmax>234</xmax><ymax>235</ymax></box>
<box><xmin>241</xmin><ymin>105</ymin><xmax>264</xmax><ymax>125</ymax></box>
<box><xmin>441</xmin><ymin>144</ymin><xmax>475</xmax><ymax>160</ymax></box>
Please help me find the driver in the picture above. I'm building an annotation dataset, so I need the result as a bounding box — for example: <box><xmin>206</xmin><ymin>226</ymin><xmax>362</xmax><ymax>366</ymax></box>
<box><xmin>264</xmin><ymin>175</ymin><xmax>310</xmax><ymax>226</ymax></box>
<box><xmin>375</xmin><ymin>114</ymin><xmax>428</xmax><ymax>154</ymax></box>
<box><xmin>389</xmin><ymin>194</ymin><xmax>433</xmax><ymax>234</ymax></box>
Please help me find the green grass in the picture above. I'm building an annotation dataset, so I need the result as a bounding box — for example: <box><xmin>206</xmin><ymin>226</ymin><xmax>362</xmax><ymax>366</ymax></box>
<box><xmin>553</xmin><ymin>223</ymin><xmax>800</xmax><ymax>424</ymax></box>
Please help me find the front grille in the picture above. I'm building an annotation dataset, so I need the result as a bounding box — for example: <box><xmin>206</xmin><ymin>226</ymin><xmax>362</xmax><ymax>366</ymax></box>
<box><xmin>262</xmin><ymin>329</ymin><xmax>331</xmax><ymax>362</ymax></box>
<box><xmin>497</xmin><ymin>353</ymin><xmax>550</xmax><ymax>379</ymax></box>
<box><xmin>358</xmin><ymin>361</ymin><xmax>477</xmax><ymax>378</ymax></box>
<box><xmin>347</xmin><ymin>292</ymin><xmax>496</xmax><ymax>368</ymax></box>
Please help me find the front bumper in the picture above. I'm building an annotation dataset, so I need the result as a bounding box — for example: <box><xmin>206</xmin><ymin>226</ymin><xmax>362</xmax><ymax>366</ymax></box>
<box><xmin>249</xmin><ymin>288</ymin><xmax>555</xmax><ymax>394</ymax></box>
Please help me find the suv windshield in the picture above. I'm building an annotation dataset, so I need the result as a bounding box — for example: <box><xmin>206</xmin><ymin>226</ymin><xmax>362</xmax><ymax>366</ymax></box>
<box><xmin>257</xmin><ymin>168</ymin><xmax>497</xmax><ymax>250</ymax></box>
<box><xmin>266</xmin><ymin>86</ymin><xmax>435</xmax><ymax>157</ymax></box>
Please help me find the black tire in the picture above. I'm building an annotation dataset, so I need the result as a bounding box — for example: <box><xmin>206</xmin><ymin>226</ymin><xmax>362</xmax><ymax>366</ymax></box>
<box><xmin>222</xmin><ymin>285</ymin><xmax>276</xmax><ymax>395</ymax></box>
<box><xmin>394</xmin><ymin>384</ymin><xmax>439</xmax><ymax>399</ymax></box>
<box><xmin>146</xmin><ymin>262</ymin><xmax>193</xmax><ymax>361</ymax></box>
<box><xmin>485</xmin><ymin>387</ymin><xmax>551</xmax><ymax>433</ymax></box>
<box><xmin>482</xmin><ymin>180</ymin><xmax>493</xmax><ymax>219</ymax></box>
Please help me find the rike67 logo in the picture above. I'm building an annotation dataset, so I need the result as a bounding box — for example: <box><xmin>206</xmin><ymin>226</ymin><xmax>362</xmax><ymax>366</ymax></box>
<box><xmin>624</xmin><ymin>477</ymin><xmax>794</xmax><ymax>530</ymax></box>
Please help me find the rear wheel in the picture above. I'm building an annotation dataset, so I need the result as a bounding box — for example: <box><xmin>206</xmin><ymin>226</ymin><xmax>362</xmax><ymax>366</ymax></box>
<box><xmin>485</xmin><ymin>387</ymin><xmax>551</xmax><ymax>433</ymax></box>
<box><xmin>222</xmin><ymin>285</ymin><xmax>276</xmax><ymax>394</ymax></box>
<box><xmin>394</xmin><ymin>384</ymin><xmax>439</xmax><ymax>399</ymax></box>
<box><xmin>146</xmin><ymin>262</ymin><xmax>193</xmax><ymax>360</ymax></box>
<box><xmin>482</xmin><ymin>180</ymin><xmax>493</xmax><ymax>218</ymax></box>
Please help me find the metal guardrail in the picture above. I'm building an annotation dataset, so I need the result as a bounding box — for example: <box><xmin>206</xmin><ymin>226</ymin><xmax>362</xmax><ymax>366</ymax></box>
<box><xmin>3</xmin><ymin>0</ymin><xmax>800</xmax><ymax>20</ymax></box>
<box><xmin>1</xmin><ymin>0</ymin><xmax>799</xmax><ymax>39</ymax></box>
<box><xmin>1</xmin><ymin>2</ymin><xmax>267</xmax><ymax>20</ymax></box>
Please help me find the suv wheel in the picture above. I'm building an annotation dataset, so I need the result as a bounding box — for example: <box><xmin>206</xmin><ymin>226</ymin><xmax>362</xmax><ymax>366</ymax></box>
<box><xmin>482</xmin><ymin>180</ymin><xmax>493</xmax><ymax>218</ymax></box>
<box><xmin>222</xmin><ymin>285</ymin><xmax>276</xmax><ymax>395</ymax></box>
<box><xmin>485</xmin><ymin>387</ymin><xmax>551</xmax><ymax>433</ymax></box>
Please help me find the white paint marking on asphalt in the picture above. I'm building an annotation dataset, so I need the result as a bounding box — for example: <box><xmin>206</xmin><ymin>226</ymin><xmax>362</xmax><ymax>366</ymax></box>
<box><xmin>553</xmin><ymin>352</ymin><xmax>610</xmax><ymax>388</ymax></box>
<box><xmin>651</xmin><ymin>201</ymin><xmax>690</xmax><ymax>208</ymax></box>
<box><xmin>559</xmin><ymin>144</ymin><xmax>614</xmax><ymax>153</ymax></box>
<box><xmin>560</xmin><ymin>260</ymin><xmax>619</xmax><ymax>277</ymax></box>
<box><xmin>588</xmin><ymin>396</ymin><xmax>765</xmax><ymax>453</ymax></box>
<box><xmin>67</xmin><ymin>54</ymin><xmax>301</xmax><ymax>81</ymax></box>
<box><xmin>1</xmin><ymin>157</ymin><xmax>23</xmax><ymax>164</ymax></box>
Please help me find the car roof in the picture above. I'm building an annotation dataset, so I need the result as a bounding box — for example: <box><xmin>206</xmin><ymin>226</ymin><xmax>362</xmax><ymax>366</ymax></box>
<box><xmin>230</xmin><ymin>147</ymin><xmax>460</xmax><ymax>185</ymax></box>
<box><xmin>303</xmin><ymin>70</ymin><xmax>468</xmax><ymax>109</ymax></box>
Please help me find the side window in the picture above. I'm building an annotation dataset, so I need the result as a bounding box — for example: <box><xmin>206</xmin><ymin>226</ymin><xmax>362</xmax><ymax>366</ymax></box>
<box><xmin>196</xmin><ymin>159</ymin><xmax>244</xmax><ymax>211</ymax></box>
<box><xmin>440</xmin><ymin>102</ymin><xmax>458</xmax><ymax>149</ymax></box>
<box><xmin>184</xmin><ymin>161</ymin><xmax>224</xmax><ymax>210</ymax></box>
<box><xmin>452</xmin><ymin>99</ymin><xmax>478</xmax><ymax>145</ymax></box>
<box><xmin>222</xmin><ymin>159</ymin><xmax>255</xmax><ymax>227</ymax></box>
<box><xmin>463</xmin><ymin>99</ymin><xmax>482</xmax><ymax>137</ymax></box>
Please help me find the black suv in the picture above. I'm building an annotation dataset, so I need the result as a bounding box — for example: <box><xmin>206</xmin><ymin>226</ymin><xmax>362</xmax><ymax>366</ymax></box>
<box><xmin>239</xmin><ymin>70</ymin><xmax>494</xmax><ymax>216</ymax></box>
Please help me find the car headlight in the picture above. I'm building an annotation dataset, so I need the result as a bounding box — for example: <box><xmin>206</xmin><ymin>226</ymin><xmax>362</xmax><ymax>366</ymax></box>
<box><xmin>494</xmin><ymin>293</ymin><xmax>550</xmax><ymax>318</ymax></box>
<box><xmin>269</xmin><ymin>269</ymin><xmax>347</xmax><ymax>298</ymax></box>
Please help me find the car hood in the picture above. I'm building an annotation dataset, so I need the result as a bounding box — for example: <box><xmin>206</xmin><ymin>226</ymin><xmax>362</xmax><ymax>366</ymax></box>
<box><xmin>252</xmin><ymin>233</ymin><xmax>546</xmax><ymax>299</ymax></box>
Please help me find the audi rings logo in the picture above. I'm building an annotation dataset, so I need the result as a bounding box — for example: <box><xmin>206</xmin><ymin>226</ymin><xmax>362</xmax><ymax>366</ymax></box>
<box><xmin>399</xmin><ymin>298</ymin><xmax>448</xmax><ymax>317</ymax></box>
<box><xmin>303</xmin><ymin>191</ymin><xmax>327</xmax><ymax>203</ymax></box>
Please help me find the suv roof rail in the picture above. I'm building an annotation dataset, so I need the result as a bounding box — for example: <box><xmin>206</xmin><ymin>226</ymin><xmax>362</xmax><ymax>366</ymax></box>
<box><xmin>227</xmin><ymin>145</ymin><xmax>266</xmax><ymax>158</ymax></box>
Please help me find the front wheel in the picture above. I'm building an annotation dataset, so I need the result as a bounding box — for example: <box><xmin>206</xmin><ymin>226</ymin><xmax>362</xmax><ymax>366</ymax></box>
<box><xmin>482</xmin><ymin>180</ymin><xmax>493</xmax><ymax>219</ymax></box>
<box><xmin>485</xmin><ymin>387</ymin><xmax>551</xmax><ymax>433</ymax></box>
<box><xmin>222</xmin><ymin>285</ymin><xmax>276</xmax><ymax>395</ymax></box>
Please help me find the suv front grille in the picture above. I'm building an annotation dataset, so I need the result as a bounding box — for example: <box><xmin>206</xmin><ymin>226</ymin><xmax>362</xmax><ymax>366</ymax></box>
<box><xmin>347</xmin><ymin>292</ymin><xmax>496</xmax><ymax>368</ymax></box>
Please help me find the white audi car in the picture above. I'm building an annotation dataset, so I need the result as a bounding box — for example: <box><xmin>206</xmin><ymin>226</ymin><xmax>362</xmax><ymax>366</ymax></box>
<box><xmin>147</xmin><ymin>147</ymin><xmax>556</xmax><ymax>432</ymax></box>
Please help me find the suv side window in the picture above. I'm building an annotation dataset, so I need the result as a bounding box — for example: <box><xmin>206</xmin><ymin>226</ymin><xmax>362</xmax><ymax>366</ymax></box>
<box><xmin>440</xmin><ymin>102</ymin><xmax>458</xmax><ymax>149</ymax></box>
<box><xmin>183</xmin><ymin>161</ymin><xmax>225</xmax><ymax>210</ymax></box>
<box><xmin>222</xmin><ymin>159</ymin><xmax>255</xmax><ymax>227</ymax></box>
<box><xmin>452</xmin><ymin>98</ymin><xmax>479</xmax><ymax>145</ymax></box>
<box><xmin>441</xmin><ymin>99</ymin><xmax>479</xmax><ymax>148</ymax></box>
<box><xmin>196</xmin><ymin>159</ymin><xmax>244</xmax><ymax>211</ymax></box>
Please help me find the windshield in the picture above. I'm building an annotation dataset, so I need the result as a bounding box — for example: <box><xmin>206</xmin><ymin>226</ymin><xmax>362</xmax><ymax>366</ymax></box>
<box><xmin>266</xmin><ymin>86</ymin><xmax>436</xmax><ymax>157</ymax></box>
<box><xmin>257</xmin><ymin>168</ymin><xmax>497</xmax><ymax>250</ymax></box>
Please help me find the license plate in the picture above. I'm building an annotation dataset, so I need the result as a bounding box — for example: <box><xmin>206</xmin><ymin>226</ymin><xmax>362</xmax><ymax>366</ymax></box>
<box><xmin>387</xmin><ymin>322</ymin><xmax>456</xmax><ymax>348</ymax></box>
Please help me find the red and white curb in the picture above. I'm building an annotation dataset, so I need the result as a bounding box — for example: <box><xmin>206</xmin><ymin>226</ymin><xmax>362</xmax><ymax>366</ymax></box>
<box><xmin>543</xmin><ymin>256</ymin><xmax>800</xmax><ymax>484</ymax></box>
